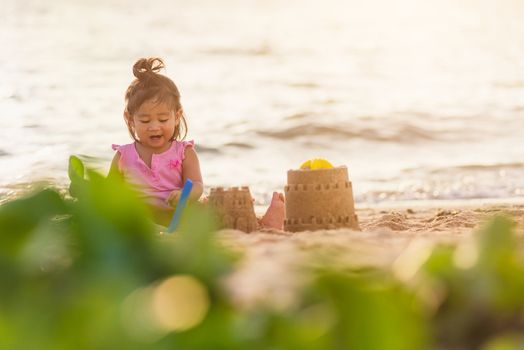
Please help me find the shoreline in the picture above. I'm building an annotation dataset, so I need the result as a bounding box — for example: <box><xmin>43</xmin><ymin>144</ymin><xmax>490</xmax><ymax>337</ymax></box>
<box><xmin>356</xmin><ymin>195</ymin><xmax>524</xmax><ymax>209</ymax></box>
<box><xmin>2</xmin><ymin>176</ymin><xmax>523</xmax><ymax>210</ymax></box>
<box><xmin>255</xmin><ymin>195</ymin><xmax>524</xmax><ymax>215</ymax></box>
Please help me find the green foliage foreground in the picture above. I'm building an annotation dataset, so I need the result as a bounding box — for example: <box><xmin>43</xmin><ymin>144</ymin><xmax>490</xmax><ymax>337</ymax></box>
<box><xmin>0</xmin><ymin>156</ymin><xmax>524</xmax><ymax>349</ymax></box>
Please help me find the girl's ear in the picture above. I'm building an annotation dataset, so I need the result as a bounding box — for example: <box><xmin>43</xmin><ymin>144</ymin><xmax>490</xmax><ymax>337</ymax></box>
<box><xmin>124</xmin><ymin>110</ymin><xmax>134</xmax><ymax>127</ymax></box>
<box><xmin>175</xmin><ymin>108</ymin><xmax>183</xmax><ymax>125</ymax></box>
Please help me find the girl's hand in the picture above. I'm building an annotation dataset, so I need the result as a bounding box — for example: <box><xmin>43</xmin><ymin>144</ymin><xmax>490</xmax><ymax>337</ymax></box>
<box><xmin>166</xmin><ymin>189</ymin><xmax>182</xmax><ymax>207</ymax></box>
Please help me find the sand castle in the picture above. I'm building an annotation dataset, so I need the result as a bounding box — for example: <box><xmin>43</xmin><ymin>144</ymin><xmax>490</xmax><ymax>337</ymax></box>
<box><xmin>284</xmin><ymin>166</ymin><xmax>360</xmax><ymax>232</ymax></box>
<box><xmin>208</xmin><ymin>186</ymin><xmax>258</xmax><ymax>233</ymax></box>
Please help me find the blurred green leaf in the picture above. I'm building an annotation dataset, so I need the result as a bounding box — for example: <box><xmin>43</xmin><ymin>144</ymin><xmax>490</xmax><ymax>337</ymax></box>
<box><xmin>311</xmin><ymin>269</ymin><xmax>428</xmax><ymax>350</ymax></box>
<box><xmin>0</xmin><ymin>189</ymin><xmax>68</xmax><ymax>258</ymax></box>
<box><xmin>156</xmin><ymin>203</ymin><xmax>238</xmax><ymax>287</ymax></box>
<box><xmin>68</xmin><ymin>155</ymin><xmax>85</xmax><ymax>182</ymax></box>
<box><xmin>423</xmin><ymin>244</ymin><xmax>455</xmax><ymax>280</ymax></box>
<box><xmin>482</xmin><ymin>333</ymin><xmax>524</xmax><ymax>350</ymax></box>
<box><xmin>476</xmin><ymin>216</ymin><xmax>517</xmax><ymax>268</ymax></box>
<box><xmin>68</xmin><ymin>155</ymin><xmax>86</xmax><ymax>198</ymax></box>
<box><xmin>424</xmin><ymin>216</ymin><xmax>524</xmax><ymax>349</ymax></box>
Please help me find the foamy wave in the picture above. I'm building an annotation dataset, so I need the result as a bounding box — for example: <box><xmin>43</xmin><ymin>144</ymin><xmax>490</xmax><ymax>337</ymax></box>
<box><xmin>195</xmin><ymin>145</ymin><xmax>221</xmax><ymax>154</ymax></box>
<box><xmin>224</xmin><ymin>142</ymin><xmax>254</xmax><ymax>149</ymax></box>
<box><xmin>402</xmin><ymin>162</ymin><xmax>524</xmax><ymax>174</ymax></box>
<box><xmin>257</xmin><ymin>123</ymin><xmax>436</xmax><ymax>143</ymax></box>
<box><xmin>360</xmin><ymin>163</ymin><xmax>524</xmax><ymax>203</ymax></box>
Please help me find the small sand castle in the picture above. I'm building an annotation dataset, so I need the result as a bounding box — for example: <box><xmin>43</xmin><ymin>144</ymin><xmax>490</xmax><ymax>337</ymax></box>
<box><xmin>284</xmin><ymin>165</ymin><xmax>360</xmax><ymax>232</ymax></box>
<box><xmin>208</xmin><ymin>186</ymin><xmax>258</xmax><ymax>233</ymax></box>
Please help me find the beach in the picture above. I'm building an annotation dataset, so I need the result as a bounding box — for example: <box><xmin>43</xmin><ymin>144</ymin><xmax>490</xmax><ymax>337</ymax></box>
<box><xmin>218</xmin><ymin>202</ymin><xmax>524</xmax><ymax>308</ymax></box>
<box><xmin>2</xmin><ymin>0</ymin><xmax>524</xmax><ymax>347</ymax></box>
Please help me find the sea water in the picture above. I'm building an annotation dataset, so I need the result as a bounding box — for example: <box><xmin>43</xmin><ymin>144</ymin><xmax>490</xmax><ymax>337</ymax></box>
<box><xmin>1</xmin><ymin>0</ymin><xmax>523</xmax><ymax>205</ymax></box>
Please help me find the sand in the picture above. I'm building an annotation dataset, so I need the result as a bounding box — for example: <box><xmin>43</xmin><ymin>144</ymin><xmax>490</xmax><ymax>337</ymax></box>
<box><xmin>216</xmin><ymin>203</ymin><xmax>524</xmax><ymax>308</ymax></box>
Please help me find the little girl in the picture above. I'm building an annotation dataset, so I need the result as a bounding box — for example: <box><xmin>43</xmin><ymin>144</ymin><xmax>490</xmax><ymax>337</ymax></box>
<box><xmin>109</xmin><ymin>57</ymin><xmax>284</xmax><ymax>229</ymax></box>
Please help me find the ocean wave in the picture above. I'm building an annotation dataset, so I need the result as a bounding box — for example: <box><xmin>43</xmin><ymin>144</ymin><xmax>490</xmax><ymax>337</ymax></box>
<box><xmin>357</xmin><ymin>185</ymin><xmax>524</xmax><ymax>203</ymax></box>
<box><xmin>283</xmin><ymin>112</ymin><xmax>312</xmax><ymax>121</ymax></box>
<box><xmin>447</xmin><ymin>163</ymin><xmax>524</xmax><ymax>171</ymax></box>
<box><xmin>256</xmin><ymin>123</ymin><xmax>436</xmax><ymax>143</ymax></box>
<box><xmin>194</xmin><ymin>145</ymin><xmax>221</xmax><ymax>154</ymax></box>
<box><xmin>403</xmin><ymin>162</ymin><xmax>524</xmax><ymax>174</ymax></box>
<box><xmin>362</xmin><ymin>162</ymin><xmax>524</xmax><ymax>203</ymax></box>
<box><xmin>224</xmin><ymin>142</ymin><xmax>254</xmax><ymax>149</ymax></box>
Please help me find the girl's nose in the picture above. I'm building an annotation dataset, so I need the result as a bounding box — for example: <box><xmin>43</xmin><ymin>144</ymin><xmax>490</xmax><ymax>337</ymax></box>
<box><xmin>148</xmin><ymin>122</ymin><xmax>161</xmax><ymax>130</ymax></box>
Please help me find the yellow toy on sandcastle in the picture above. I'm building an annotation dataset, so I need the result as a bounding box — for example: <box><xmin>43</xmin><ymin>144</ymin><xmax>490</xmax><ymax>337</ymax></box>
<box><xmin>284</xmin><ymin>158</ymin><xmax>360</xmax><ymax>232</ymax></box>
<box><xmin>300</xmin><ymin>158</ymin><xmax>334</xmax><ymax>170</ymax></box>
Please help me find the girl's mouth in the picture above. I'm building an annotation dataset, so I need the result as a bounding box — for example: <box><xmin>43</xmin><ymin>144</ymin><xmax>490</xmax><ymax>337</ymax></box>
<box><xmin>150</xmin><ymin>135</ymin><xmax>162</xmax><ymax>141</ymax></box>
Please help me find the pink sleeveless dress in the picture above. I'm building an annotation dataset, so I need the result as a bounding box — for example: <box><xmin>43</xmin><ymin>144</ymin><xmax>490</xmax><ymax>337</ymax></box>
<box><xmin>111</xmin><ymin>140</ymin><xmax>194</xmax><ymax>209</ymax></box>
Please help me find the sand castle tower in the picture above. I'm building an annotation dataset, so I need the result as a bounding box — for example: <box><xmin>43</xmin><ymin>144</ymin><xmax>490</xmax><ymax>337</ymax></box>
<box><xmin>284</xmin><ymin>166</ymin><xmax>360</xmax><ymax>232</ymax></box>
<box><xmin>208</xmin><ymin>186</ymin><xmax>258</xmax><ymax>233</ymax></box>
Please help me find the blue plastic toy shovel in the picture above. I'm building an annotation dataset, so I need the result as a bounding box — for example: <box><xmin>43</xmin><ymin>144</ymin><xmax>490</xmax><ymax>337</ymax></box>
<box><xmin>167</xmin><ymin>179</ymin><xmax>193</xmax><ymax>233</ymax></box>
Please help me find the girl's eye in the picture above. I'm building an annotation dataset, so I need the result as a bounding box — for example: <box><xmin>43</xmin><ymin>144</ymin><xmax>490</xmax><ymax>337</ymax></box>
<box><xmin>160</xmin><ymin>119</ymin><xmax>168</xmax><ymax>123</ymax></box>
<box><xmin>140</xmin><ymin>120</ymin><xmax>150</xmax><ymax>124</ymax></box>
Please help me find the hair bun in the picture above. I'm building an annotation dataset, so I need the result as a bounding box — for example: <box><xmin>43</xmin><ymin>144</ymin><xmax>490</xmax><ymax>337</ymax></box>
<box><xmin>132</xmin><ymin>57</ymin><xmax>165</xmax><ymax>79</ymax></box>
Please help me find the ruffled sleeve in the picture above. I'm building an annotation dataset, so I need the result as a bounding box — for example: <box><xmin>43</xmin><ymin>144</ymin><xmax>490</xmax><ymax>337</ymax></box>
<box><xmin>111</xmin><ymin>144</ymin><xmax>126</xmax><ymax>172</ymax></box>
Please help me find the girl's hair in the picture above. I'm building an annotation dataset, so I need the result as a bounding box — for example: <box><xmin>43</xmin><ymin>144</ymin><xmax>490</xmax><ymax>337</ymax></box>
<box><xmin>124</xmin><ymin>57</ymin><xmax>187</xmax><ymax>141</ymax></box>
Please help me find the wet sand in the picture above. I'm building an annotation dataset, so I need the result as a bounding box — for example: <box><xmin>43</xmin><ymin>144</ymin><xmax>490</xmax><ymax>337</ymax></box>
<box><xmin>217</xmin><ymin>203</ymin><xmax>524</xmax><ymax>308</ymax></box>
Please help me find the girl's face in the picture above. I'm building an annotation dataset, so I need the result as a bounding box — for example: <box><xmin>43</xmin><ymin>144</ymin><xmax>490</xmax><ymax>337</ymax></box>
<box><xmin>127</xmin><ymin>98</ymin><xmax>181</xmax><ymax>153</ymax></box>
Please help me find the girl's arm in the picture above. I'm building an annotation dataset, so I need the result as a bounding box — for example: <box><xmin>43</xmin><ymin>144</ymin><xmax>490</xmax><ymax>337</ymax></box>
<box><xmin>182</xmin><ymin>146</ymin><xmax>204</xmax><ymax>201</ymax></box>
<box><xmin>108</xmin><ymin>152</ymin><xmax>123</xmax><ymax>180</ymax></box>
